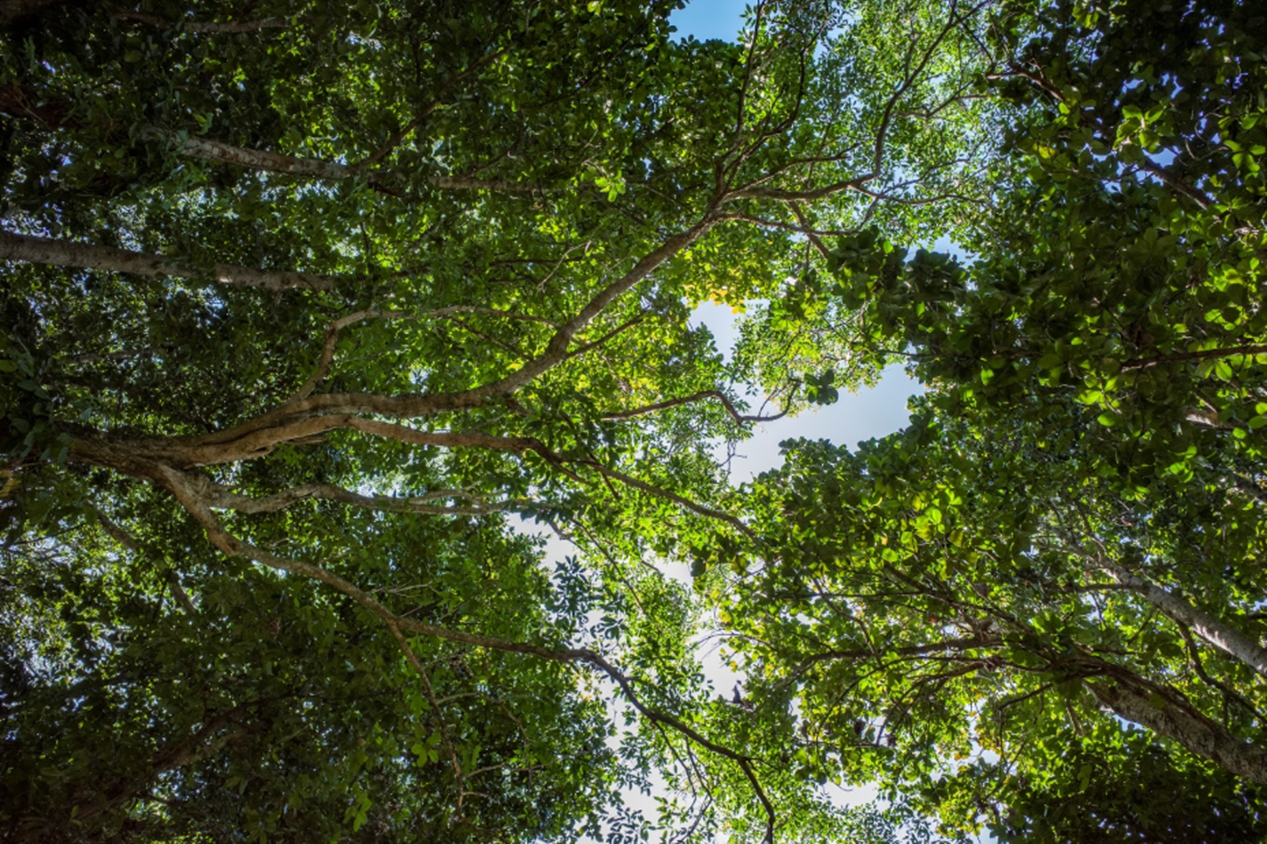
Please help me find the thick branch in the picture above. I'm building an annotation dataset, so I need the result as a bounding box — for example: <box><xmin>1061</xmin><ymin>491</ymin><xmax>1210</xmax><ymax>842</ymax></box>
<box><xmin>0</xmin><ymin>230</ymin><xmax>339</xmax><ymax>291</ymax></box>
<box><xmin>1090</xmin><ymin>677</ymin><xmax>1267</xmax><ymax>784</ymax></box>
<box><xmin>1091</xmin><ymin>553</ymin><xmax>1267</xmax><ymax>679</ymax></box>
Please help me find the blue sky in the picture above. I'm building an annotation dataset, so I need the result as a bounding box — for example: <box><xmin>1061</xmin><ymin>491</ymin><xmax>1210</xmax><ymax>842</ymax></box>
<box><xmin>671</xmin><ymin>0</ymin><xmax>921</xmax><ymax>477</ymax></box>
<box><xmin>670</xmin><ymin>0</ymin><xmax>751</xmax><ymax>42</ymax></box>
<box><xmin>690</xmin><ymin>302</ymin><xmax>919</xmax><ymax>481</ymax></box>
<box><xmin>561</xmin><ymin>2</ymin><xmax>925</xmax><ymax>835</ymax></box>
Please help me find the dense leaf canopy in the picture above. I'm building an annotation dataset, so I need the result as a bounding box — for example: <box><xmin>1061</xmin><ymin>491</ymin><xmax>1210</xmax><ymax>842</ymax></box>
<box><xmin>716</xmin><ymin>0</ymin><xmax>1267</xmax><ymax>839</ymax></box>
<box><xmin>2</xmin><ymin>0</ymin><xmax>1266</xmax><ymax>842</ymax></box>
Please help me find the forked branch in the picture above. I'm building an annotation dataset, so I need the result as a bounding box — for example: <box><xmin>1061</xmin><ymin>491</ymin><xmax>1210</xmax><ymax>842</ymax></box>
<box><xmin>157</xmin><ymin>465</ymin><xmax>776</xmax><ymax>842</ymax></box>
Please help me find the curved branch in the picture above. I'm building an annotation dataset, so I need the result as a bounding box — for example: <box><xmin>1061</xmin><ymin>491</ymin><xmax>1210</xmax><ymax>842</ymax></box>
<box><xmin>773</xmin><ymin>636</ymin><xmax>995</xmax><ymax>692</ymax></box>
<box><xmin>157</xmin><ymin>465</ymin><xmax>775</xmax><ymax>841</ymax></box>
<box><xmin>199</xmin><ymin>479</ymin><xmax>518</xmax><ymax>517</ymax></box>
<box><xmin>1177</xmin><ymin>623</ymin><xmax>1266</xmax><ymax>721</ymax></box>
<box><xmin>173</xmin><ymin>217</ymin><xmax>721</xmax><ymax>451</ymax></box>
<box><xmin>585</xmin><ymin>463</ymin><xmax>753</xmax><ymax>537</ymax></box>
<box><xmin>288</xmin><ymin>306</ymin><xmax>558</xmax><ymax>403</ymax></box>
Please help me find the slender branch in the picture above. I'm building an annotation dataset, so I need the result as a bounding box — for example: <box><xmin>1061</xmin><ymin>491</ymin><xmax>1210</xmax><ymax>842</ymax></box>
<box><xmin>871</xmin><ymin>0</ymin><xmax>967</xmax><ymax>177</ymax></box>
<box><xmin>789</xmin><ymin>202</ymin><xmax>831</xmax><ymax>260</ymax></box>
<box><xmin>387</xmin><ymin>624</ymin><xmax>467</xmax><ymax>811</ymax></box>
<box><xmin>725</xmin><ymin>176</ymin><xmax>874</xmax><ymax>203</ymax></box>
<box><xmin>584</xmin><ymin>462</ymin><xmax>753</xmax><ymax>537</ymax></box>
<box><xmin>199</xmin><ymin>478</ymin><xmax>516</xmax><ymax>517</ymax></box>
<box><xmin>174</xmin><ymin>135</ymin><xmax>542</xmax><ymax>192</ymax></box>
<box><xmin>289</xmin><ymin>306</ymin><xmax>560</xmax><ymax>404</ymax></box>
<box><xmin>174</xmin><ymin>216</ymin><xmax>720</xmax><ymax>452</ymax></box>
<box><xmin>95</xmin><ymin>509</ymin><xmax>198</xmax><ymax>615</ymax></box>
<box><xmin>1177</xmin><ymin>623</ymin><xmax>1266</xmax><ymax>720</ymax></box>
<box><xmin>157</xmin><ymin>465</ymin><xmax>775</xmax><ymax>840</ymax></box>
<box><xmin>774</xmin><ymin>636</ymin><xmax>993</xmax><ymax>692</ymax></box>
<box><xmin>1122</xmin><ymin>344</ymin><xmax>1267</xmax><ymax>372</ymax></box>
<box><xmin>352</xmin><ymin>46</ymin><xmax>510</xmax><ymax>170</ymax></box>
<box><xmin>562</xmin><ymin>312</ymin><xmax>647</xmax><ymax>360</ymax></box>
<box><xmin>601</xmin><ymin>389</ymin><xmax>787</xmax><ymax>426</ymax></box>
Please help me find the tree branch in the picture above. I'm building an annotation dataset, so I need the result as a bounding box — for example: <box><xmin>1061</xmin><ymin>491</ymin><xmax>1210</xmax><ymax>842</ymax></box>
<box><xmin>199</xmin><ymin>478</ymin><xmax>516</xmax><ymax>517</ymax></box>
<box><xmin>584</xmin><ymin>462</ymin><xmax>753</xmax><ymax>537</ymax></box>
<box><xmin>0</xmin><ymin>230</ymin><xmax>340</xmax><ymax>291</ymax></box>
<box><xmin>601</xmin><ymin>389</ymin><xmax>787</xmax><ymax>425</ymax></box>
<box><xmin>157</xmin><ymin>464</ymin><xmax>776</xmax><ymax>841</ymax></box>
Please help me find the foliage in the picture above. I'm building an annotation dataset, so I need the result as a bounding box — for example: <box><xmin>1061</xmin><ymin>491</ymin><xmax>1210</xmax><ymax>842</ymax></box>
<box><xmin>709</xmin><ymin>0</ymin><xmax>1267</xmax><ymax>839</ymax></box>
<box><xmin>937</xmin><ymin>725</ymin><xmax>1267</xmax><ymax>842</ymax></box>
<box><xmin>12</xmin><ymin>0</ymin><xmax>1265</xmax><ymax>840</ymax></box>
<box><xmin>0</xmin><ymin>0</ymin><xmax>1005</xmax><ymax>841</ymax></box>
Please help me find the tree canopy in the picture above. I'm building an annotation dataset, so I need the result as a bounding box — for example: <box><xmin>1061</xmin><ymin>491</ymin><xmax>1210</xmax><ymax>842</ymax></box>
<box><xmin>2</xmin><ymin>0</ymin><xmax>1266</xmax><ymax>842</ymax></box>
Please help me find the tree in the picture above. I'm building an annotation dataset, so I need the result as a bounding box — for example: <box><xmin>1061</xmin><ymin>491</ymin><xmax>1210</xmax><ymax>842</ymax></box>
<box><xmin>710</xmin><ymin>0</ymin><xmax>1267</xmax><ymax>838</ymax></box>
<box><xmin>0</xmin><ymin>1</ymin><xmax>1004</xmax><ymax>840</ymax></box>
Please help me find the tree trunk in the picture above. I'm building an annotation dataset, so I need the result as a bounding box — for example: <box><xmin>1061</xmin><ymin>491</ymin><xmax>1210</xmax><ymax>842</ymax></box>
<box><xmin>1094</xmin><ymin>556</ymin><xmax>1267</xmax><ymax>679</ymax></box>
<box><xmin>0</xmin><ymin>230</ymin><xmax>339</xmax><ymax>291</ymax></box>
<box><xmin>1090</xmin><ymin>678</ymin><xmax>1267</xmax><ymax>784</ymax></box>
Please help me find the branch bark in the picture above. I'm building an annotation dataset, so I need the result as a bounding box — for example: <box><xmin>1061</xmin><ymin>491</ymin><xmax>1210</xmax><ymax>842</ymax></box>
<box><xmin>199</xmin><ymin>479</ymin><xmax>515</xmax><ymax>517</ymax></box>
<box><xmin>1090</xmin><ymin>676</ymin><xmax>1267</xmax><ymax>784</ymax></box>
<box><xmin>1090</xmin><ymin>553</ymin><xmax>1267</xmax><ymax>679</ymax></box>
<box><xmin>1123</xmin><ymin>344</ymin><xmax>1267</xmax><ymax>372</ymax></box>
<box><xmin>601</xmin><ymin>389</ymin><xmax>788</xmax><ymax>425</ymax></box>
<box><xmin>0</xmin><ymin>230</ymin><xmax>340</xmax><ymax>291</ymax></box>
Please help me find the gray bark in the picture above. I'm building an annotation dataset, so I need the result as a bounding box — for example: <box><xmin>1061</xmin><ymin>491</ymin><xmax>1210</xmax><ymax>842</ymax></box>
<box><xmin>0</xmin><ymin>230</ymin><xmax>339</xmax><ymax>291</ymax></box>
<box><xmin>1091</xmin><ymin>679</ymin><xmax>1267</xmax><ymax>784</ymax></box>
<box><xmin>1095</xmin><ymin>556</ymin><xmax>1267</xmax><ymax>679</ymax></box>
